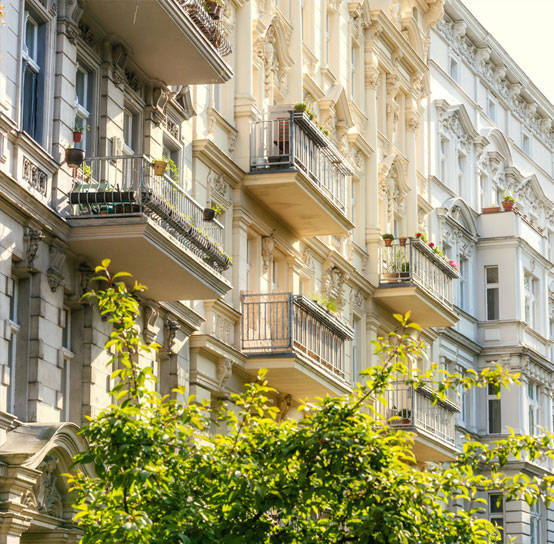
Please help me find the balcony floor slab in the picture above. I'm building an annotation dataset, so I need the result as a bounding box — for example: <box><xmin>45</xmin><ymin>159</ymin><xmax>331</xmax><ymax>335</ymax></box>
<box><xmin>244</xmin><ymin>353</ymin><xmax>351</xmax><ymax>399</ymax></box>
<box><xmin>374</xmin><ymin>284</ymin><xmax>459</xmax><ymax>327</ymax></box>
<box><xmin>84</xmin><ymin>0</ymin><xmax>232</xmax><ymax>85</ymax></box>
<box><xmin>244</xmin><ymin>171</ymin><xmax>354</xmax><ymax>237</ymax></box>
<box><xmin>67</xmin><ymin>215</ymin><xmax>231</xmax><ymax>301</ymax></box>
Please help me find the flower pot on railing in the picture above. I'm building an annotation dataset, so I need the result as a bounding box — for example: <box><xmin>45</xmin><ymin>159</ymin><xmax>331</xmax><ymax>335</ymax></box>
<box><xmin>153</xmin><ymin>160</ymin><xmax>168</xmax><ymax>176</ymax></box>
<box><xmin>65</xmin><ymin>148</ymin><xmax>86</xmax><ymax>169</ymax></box>
<box><xmin>203</xmin><ymin>207</ymin><xmax>216</xmax><ymax>221</ymax></box>
<box><xmin>482</xmin><ymin>206</ymin><xmax>501</xmax><ymax>214</ymax></box>
<box><xmin>398</xmin><ymin>237</ymin><xmax>407</xmax><ymax>246</ymax></box>
<box><xmin>73</xmin><ymin>131</ymin><xmax>83</xmax><ymax>143</ymax></box>
<box><xmin>205</xmin><ymin>0</ymin><xmax>223</xmax><ymax>19</ymax></box>
<box><xmin>502</xmin><ymin>200</ymin><xmax>515</xmax><ymax>212</ymax></box>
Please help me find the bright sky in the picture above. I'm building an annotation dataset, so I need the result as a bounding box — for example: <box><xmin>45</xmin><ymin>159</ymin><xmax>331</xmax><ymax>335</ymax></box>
<box><xmin>461</xmin><ymin>0</ymin><xmax>554</xmax><ymax>106</ymax></box>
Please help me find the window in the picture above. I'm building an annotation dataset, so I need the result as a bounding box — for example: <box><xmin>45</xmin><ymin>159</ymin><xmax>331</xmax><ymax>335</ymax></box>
<box><xmin>530</xmin><ymin>501</ymin><xmax>541</xmax><ymax>544</ymax></box>
<box><xmin>272</xmin><ymin>259</ymin><xmax>279</xmax><ymax>290</ymax></box>
<box><xmin>351</xmin><ymin>47</ymin><xmax>358</xmax><ymax>100</ymax></box>
<box><xmin>246</xmin><ymin>238</ymin><xmax>252</xmax><ymax>291</ymax></box>
<box><xmin>487</xmin><ymin>98</ymin><xmax>496</xmax><ymax>122</ymax></box>
<box><xmin>457</xmin><ymin>152</ymin><xmax>466</xmax><ymax>196</ymax></box>
<box><xmin>162</xmin><ymin>145</ymin><xmax>180</xmax><ymax>185</ymax></box>
<box><xmin>488</xmin><ymin>494</ymin><xmax>504</xmax><ymax>543</ymax></box>
<box><xmin>524</xmin><ymin>274</ymin><xmax>537</xmax><ymax>327</ymax></box>
<box><xmin>485</xmin><ymin>266</ymin><xmax>499</xmax><ymax>321</ymax></box>
<box><xmin>352</xmin><ymin>317</ymin><xmax>361</xmax><ymax>383</ymax></box>
<box><xmin>440</xmin><ymin>137</ymin><xmax>448</xmax><ymax>182</ymax></box>
<box><xmin>123</xmin><ymin>109</ymin><xmax>140</xmax><ymax>155</ymax></box>
<box><xmin>449</xmin><ymin>57</ymin><xmax>459</xmax><ymax>82</ymax></box>
<box><xmin>522</xmin><ymin>132</ymin><xmax>531</xmax><ymax>155</ymax></box>
<box><xmin>21</xmin><ymin>11</ymin><xmax>45</xmax><ymax>141</ymax></box>
<box><xmin>459</xmin><ymin>258</ymin><xmax>468</xmax><ymax>310</ymax></box>
<box><xmin>75</xmin><ymin>64</ymin><xmax>94</xmax><ymax>154</ymax></box>
<box><xmin>213</xmin><ymin>84</ymin><xmax>221</xmax><ymax>112</ymax></box>
<box><xmin>326</xmin><ymin>13</ymin><xmax>332</xmax><ymax>68</ymax></box>
<box><xmin>6</xmin><ymin>277</ymin><xmax>20</xmax><ymax>415</ymax></box>
<box><xmin>60</xmin><ymin>306</ymin><xmax>74</xmax><ymax>421</ymax></box>
<box><xmin>528</xmin><ymin>382</ymin><xmax>541</xmax><ymax>436</ymax></box>
<box><xmin>487</xmin><ymin>383</ymin><xmax>501</xmax><ymax>434</ymax></box>
<box><xmin>61</xmin><ymin>307</ymin><xmax>70</xmax><ymax>350</ymax></box>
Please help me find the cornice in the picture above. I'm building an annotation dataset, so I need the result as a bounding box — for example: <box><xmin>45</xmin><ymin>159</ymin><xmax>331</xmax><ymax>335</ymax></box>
<box><xmin>192</xmin><ymin>139</ymin><xmax>245</xmax><ymax>186</ymax></box>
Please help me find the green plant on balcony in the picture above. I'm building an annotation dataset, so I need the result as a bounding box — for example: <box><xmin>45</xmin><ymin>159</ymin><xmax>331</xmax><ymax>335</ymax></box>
<box><xmin>382</xmin><ymin>233</ymin><xmax>394</xmax><ymax>246</ymax></box>
<box><xmin>312</xmin><ymin>293</ymin><xmax>338</xmax><ymax>313</ymax></box>
<box><xmin>293</xmin><ymin>102</ymin><xmax>331</xmax><ymax>137</ymax></box>
<box><xmin>204</xmin><ymin>0</ymin><xmax>224</xmax><ymax>19</ymax></box>
<box><xmin>502</xmin><ymin>191</ymin><xmax>516</xmax><ymax>211</ymax></box>
<box><xmin>397</xmin><ymin>408</ymin><xmax>411</xmax><ymax>423</ymax></box>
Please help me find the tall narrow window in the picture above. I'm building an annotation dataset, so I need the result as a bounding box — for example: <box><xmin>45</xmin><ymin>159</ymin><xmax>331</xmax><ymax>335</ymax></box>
<box><xmin>485</xmin><ymin>266</ymin><xmax>499</xmax><ymax>321</ymax></box>
<box><xmin>326</xmin><ymin>13</ymin><xmax>332</xmax><ymax>68</ymax></box>
<box><xmin>123</xmin><ymin>109</ymin><xmax>140</xmax><ymax>155</ymax></box>
<box><xmin>60</xmin><ymin>306</ymin><xmax>73</xmax><ymax>421</ymax></box>
<box><xmin>457</xmin><ymin>152</ymin><xmax>466</xmax><ymax>196</ymax></box>
<box><xmin>522</xmin><ymin>132</ymin><xmax>531</xmax><ymax>155</ymax></box>
<box><xmin>272</xmin><ymin>259</ymin><xmax>279</xmax><ymax>291</ymax></box>
<box><xmin>487</xmin><ymin>383</ymin><xmax>501</xmax><ymax>434</ymax></box>
<box><xmin>440</xmin><ymin>137</ymin><xmax>448</xmax><ymax>182</ymax></box>
<box><xmin>528</xmin><ymin>382</ymin><xmax>541</xmax><ymax>436</ymax></box>
<box><xmin>458</xmin><ymin>258</ymin><xmax>467</xmax><ymax>310</ymax></box>
<box><xmin>488</xmin><ymin>494</ymin><xmax>504</xmax><ymax>543</ymax></box>
<box><xmin>487</xmin><ymin>98</ymin><xmax>496</xmax><ymax>122</ymax></box>
<box><xmin>352</xmin><ymin>317</ymin><xmax>361</xmax><ymax>383</ymax></box>
<box><xmin>449</xmin><ymin>57</ymin><xmax>459</xmax><ymax>82</ymax></box>
<box><xmin>530</xmin><ymin>501</ymin><xmax>541</xmax><ymax>544</ymax></box>
<box><xmin>246</xmin><ymin>238</ymin><xmax>252</xmax><ymax>291</ymax></box>
<box><xmin>524</xmin><ymin>274</ymin><xmax>537</xmax><ymax>328</ymax></box>
<box><xmin>75</xmin><ymin>64</ymin><xmax>94</xmax><ymax>154</ymax></box>
<box><xmin>351</xmin><ymin>47</ymin><xmax>357</xmax><ymax>100</ymax></box>
<box><xmin>21</xmin><ymin>12</ymin><xmax>44</xmax><ymax>141</ymax></box>
<box><xmin>6</xmin><ymin>277</ymin><xmax>19</xmax><ymax>415</ymax></box>
<box><xmin>162</xmin><ymin>145</ymin><xmax>180</xmax><ymax>186</ymax></box>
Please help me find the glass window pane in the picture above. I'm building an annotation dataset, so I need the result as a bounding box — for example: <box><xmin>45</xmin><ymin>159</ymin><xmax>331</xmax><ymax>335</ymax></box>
<box><xmin>76</xmin><ymin>69</ymin><xmax>86</xmax><ymax>107</ymax></box>
<box><xmin>489</xmin><ymin>398</ymin><xmax>501</xmax><ymax>434</ymax></box>
<box><xmin>25</xmin><ymin>17</ymin><xmax>36</xmax><ymax>59</ymax></box>
<box><xmin>489</xmin><ymin>494</ymin><xmax>503</xmax><ymax>514</ymax></box>
<box><xmin>487</xmin><ymin>287</ymin><xmax>499</xmax><ymax>320</ymax></box>
<box><xmin>486</xmin><ymin>267</ymin><xmax>499</xmax><ymax>284</ymax></box>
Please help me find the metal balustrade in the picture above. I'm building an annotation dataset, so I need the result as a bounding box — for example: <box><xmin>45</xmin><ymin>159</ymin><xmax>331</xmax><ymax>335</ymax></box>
<box><xmin>69</xmin><ymin>155</ymin><xmax>229</xmax><ymax>271</ymax></box>
<box><xmin>250</xmin><ymin>111</ymin><xmax>353</xmax><ymax>213</ymax></box>
<box><xmin>379</xmin><ymin>238</ymin><xmax>459</xmax><ymax>307</ymax></box>
<box><xmin>178</xmin><ymin>0</ymin><xmax>232</xmax><ymax>56</ymax></box>
<box><xmin>241</xmin><ymin>292</ymin><xmax>354</xmax><ymax>381</ymax></box>
<box><xmin>376</xmin><ymin>382</ymin><xmax>457</xmax><ymax>446</ymax></box>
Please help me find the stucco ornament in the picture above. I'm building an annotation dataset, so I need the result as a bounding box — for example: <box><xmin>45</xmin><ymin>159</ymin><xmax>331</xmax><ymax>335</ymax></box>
<box><xmin>36</xmin><ymin>455</ymin><xmax>63</xmax><ymax>518</ymax></box>
<box><xmin>216</xmin><ymin>359</ymin><xmax>233</xmax><ymax>393</ymax></box>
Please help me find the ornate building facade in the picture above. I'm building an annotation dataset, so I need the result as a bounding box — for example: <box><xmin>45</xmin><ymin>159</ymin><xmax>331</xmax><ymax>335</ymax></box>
<box><xmin>0</xmin><ymin>0</ymin><xmax>551</xmax><ymax>541</ymax></box>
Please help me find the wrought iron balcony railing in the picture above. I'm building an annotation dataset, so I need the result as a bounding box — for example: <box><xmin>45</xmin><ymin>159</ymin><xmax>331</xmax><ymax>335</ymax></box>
<box><xmin>241</xmin><ymin>292</ymin><xmax>354</xmax><ymax>381</ymax></box>
<box><xmin>376</xmin><ymin>382</ymin><xmax>458</xmax><ymax>446</ymax></box>
<box><xmin>250</xmin><ymin>111</ymin><xmax>353</xmax><ymax>213</ymax></box>
<box><xmin>69</xmin><ymin>155</ymin><xmax>230</xmax><ymax>273</ymax></box>
<box><xmin>379</xmin><ymin>238</ymin><xmax>459</xmax><ymax>308</ymax></box>
<box><xmin>179</xmin><ymin>0</ymin><xmax>232</xmax><ymax>56</ymax></box>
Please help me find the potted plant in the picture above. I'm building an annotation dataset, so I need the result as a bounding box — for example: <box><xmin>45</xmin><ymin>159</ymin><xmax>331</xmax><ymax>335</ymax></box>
<box><xmin>398</xmin><ymin>236</ymin><xmax>407</xmax><ymax>246</ymax></box>
<box><xmin>382</xmin><ymin>233</ymin><xmax>394</xmax><ymax>247</ymax></box>
<box><xmin>205</xmin><ymin>0</ymin><xmax>223</xmax><ymax>19</ymax></box>
<box><xmin>502</xmin><ymin>193</ymin><xmax>516</xmax><ymax>212</ymax></box>
<box><xmin>398</xmin><ymin>408</ymin><xmax>411</xmax><ymax>424</ymax></box>
<box><xmin>153</xmin><ymin>158</ymin><xmax>168</xmax><ymax>176</ymax></box>
<box><xmin>65</xmin><ymin>146</ymin><xmax>86</xmax><ymax>168</ymax></box>
<box><xmin>203</xmin><ymin>203</ymin><xmax>223</xmax><ymax>221</ymax></box>
<box><xmin>482</xmin><ymin>203</ymin><xmax>501</xmax><ymax>214</ymax></box>
<box><xmin>73</xmin><ymin>123</ymin><xmax>90</xmax><ymax>143</ymax></box>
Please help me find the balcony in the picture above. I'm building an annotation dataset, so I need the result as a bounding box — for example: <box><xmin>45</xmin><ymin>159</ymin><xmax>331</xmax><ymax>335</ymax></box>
<box><xmin>246</xmin><ymin>111</ymin><xmax>354</xmax><ymax>237</ymax></box>
<box><xmin>67</xmin><ymin>156</ymin><xmax>231</xmax><ymax>302</ymax></box>
<box><xmin>83</xmin><ymin>0</ymin><xmax>232</xmax><ymax>86</ymax></box>
<box><xmin>241</xmin><ymin>293</ymin><xmax>354</xmax><ymax>398</ymax></box>
<box><xmin>375</xmin><ymin>238</ymin><xmax>459</xmax><ymax>327</ymax></box>
<box><xmin>377</xmin><ymin>382</ymin><xmax>459</xmax><ymax>462</ymax></box>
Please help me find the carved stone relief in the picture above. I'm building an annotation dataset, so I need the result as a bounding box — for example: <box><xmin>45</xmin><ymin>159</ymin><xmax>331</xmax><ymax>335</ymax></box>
<box><xmin>216</xmin><ymin>358</ymin><xmax>233</xmax><ymax>393</ymax></box>
<box><xmin>23</xmin><ymin>157</ymin><xmax>48</xmax><ymax>197</ymax></box>
<box><xmin>36</xmin><ymin>455</ymin><xmax>63</xmax><ymax>518</ymax></box>
<box><xmin>277</xmin><ymin>393</ymin><xmax>292</xmax><ymax>422</ymax></box>
<box><xmin>47</xmin><ymin>246</ymin><xmax>66</xmax><ymax>292</ymax></box>
<box><xmin>323</xmin><ymin>265</ymin><xmax>349</xmax><ymax>311</ymax></box>
<box><xmin>25</xmin><ymin>228</ymin><xmax>45</xmax><ymax>270</ymax></box>
<box><xmin>143</xmin><ymin>304</ymin><xmax>159</xmax><ymax>345</ymax></box>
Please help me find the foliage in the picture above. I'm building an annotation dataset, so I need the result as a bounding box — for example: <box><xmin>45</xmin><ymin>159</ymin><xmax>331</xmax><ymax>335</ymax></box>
<box><xmin>68</xmin><ymin>264</ymin><xmax>554</xmax><ymax>544</ymax></box>
<box><xmin>312</xmin><ymin>293</ymin><xmax>338</xmax><ymax>313</ymax></box>
<box><xmin>382</xmin><ymin>233</ymin><xmax>394</xmax><ymax>240</ymax></box>
<box><xmin>74</xmin><ymin>122</ymin><xmax>91</xmax><ymax>132</ymax></box>
<box><xmin>161</xmin><ymin>156</ymin><xmax>179</xmax><ymax>182</ymax></box>
<box><xmin>209</xmin><ymin>203</ymin><xmax>223</xmax><ymax>216</ymax></box>
<box><xmin>502</xmin><ymin>192</ymin><xmax>516</xmax><ymax>203</ymax></box>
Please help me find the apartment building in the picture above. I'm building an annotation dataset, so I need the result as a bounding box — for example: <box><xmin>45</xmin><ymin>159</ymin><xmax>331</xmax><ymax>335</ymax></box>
<box><xmin>1</xmin><ymin>0</ymin><xmax>550</xmax><ymax>541</ymax></box>
<box><xmin>429</xmin><ymin>1</ymin><xmax>554</xmax><ymax>542</ymax></box>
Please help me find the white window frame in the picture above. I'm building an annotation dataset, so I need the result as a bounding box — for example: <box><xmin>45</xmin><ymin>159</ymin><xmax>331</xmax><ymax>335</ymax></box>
<box><xmin>75</xmin><ymin>64</ymin><xmax>93</xmax><ymax>154</ymax></box>
<box><xmin>449</xmin><ymin>55</ymin><xmax>459</xmax><ymax>82</ymax></box>
<box><xmin>524</xmin><ymin>273</ymin><xmax>537</xmax><ymax>328</ymax></box>
<box><xmin>487</xmin><ymin>383</ymin><xmax>502</xmax><ymax>434</ymax></box>
<box><xmin>21</xmin><ymin>11</ymin><xmax>42</xmax><ymax>140</ymax></box>
<box><xmin>6</xmin><ymin>276</ymin><xmax>20</xmax><ymax>415</ymax></box>
<box><xmin>440</xmin><ymin>136</ymin><xmax>449</xmax><ymax>183</ymax></box>
<box><xmin>487</xmin><ymin>97</ymin><xmax>497</xmax><ymax>122</ymax></box>
<box><xmin>59</xmin><ymin>306</ymin><xmax>74</xmax><ymax>421</ymax></box>
<box><xmin>522</xmin><ymin>131</ymin><xmax>531</xmax><ymax>155</ymax></box>
<box><xmin>530</xmin><ymin>500</ymin><xmax>541</xmax><ymax>544</ymax></box>
<box><xmin>457</xmin><ymin>151</ymin><xmax>467</xmax><ymax>197</ymax></box>
<box><xmin>488</xmin><ymin>493</ymin><xmax>504</xmax><ymax>543</ymax></box>
<box><xmin>458</xmin><ymin>257</ymin><xmax>468</xmax><ymax>311</ymax></box>
<box><xmin>528</xmin><ymin>381</ymin><xmax>541</xmax><ymax>436</ymax></box>
<box><xmin>485</xmin><ymin>266</ymin><xmax>499</xmax><ymax>321</ymax></box>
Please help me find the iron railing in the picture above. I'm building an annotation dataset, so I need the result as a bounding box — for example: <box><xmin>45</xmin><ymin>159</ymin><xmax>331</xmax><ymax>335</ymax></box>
<box><xmin>178</xmin><ymin>0</ymin><xmax>232</xmax><ymax>56</ymax></box>
<box><xmin>379</xmin><ymin>238</ymin><xmax>459</xmax><ymax>307</ymax></box>
<box><xmin>69</xmin><ymin>155</ymin><xmax>230</xmax><ymax>272</ymax></box>
<box><xmin>241</xmin><ymin>293</ymin><xmax>354</xmax><ymax>381</ymax></box>
<box><xmin>375</xmin><ymin>382</ymin><xmax>458</xmax><ymax>446</ymax></box>
<box><xmin>250</xmin><ymin>111</ymin><xmax>353</xmax><ymax>213</ymax></box>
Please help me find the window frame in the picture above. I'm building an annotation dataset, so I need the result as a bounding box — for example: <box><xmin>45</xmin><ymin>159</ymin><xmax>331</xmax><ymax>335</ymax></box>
<box><xmin>488</xmin><ymin>493</ymin><xmax>505</xmax><ymax>543</ymax></box>
<box><xmin>487</xmin><ymin>383</ymin><xmax>502</xmax><ymax>435</ymax></box>
<box><xmin>524</xmin><ymin>273</ymin><xmax>537</xmax><ymax>328</ymax></box>
<box><xmin>485</xmin><ymin>266</ymin><xmax>500</xmax><ymax>321</ymax></box>
<box><xmin>6</xmin><ymin>276</ymin><xmax>20</xmax><ymax>415</ymax></box>
<box><xmin>449</xmin><ymin>55</ymin><xmax>459</xmax><ymax>82</ymax></box>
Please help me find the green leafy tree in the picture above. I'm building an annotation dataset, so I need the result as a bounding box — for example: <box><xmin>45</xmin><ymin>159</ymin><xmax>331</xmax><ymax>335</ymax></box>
<box><xmin>68</xmin><ymin>262</ymin><xmax>554</xmax><ymax>543</ymax></box>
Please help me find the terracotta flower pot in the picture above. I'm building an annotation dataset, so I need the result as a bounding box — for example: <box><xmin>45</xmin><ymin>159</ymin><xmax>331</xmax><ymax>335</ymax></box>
<box><xmin>73</xmin><ymin>131</ymin><xmax>83</xmax><ymax>143</ymax></box>
<box><xmin>384</xmin><ymin>238</ymin><xmax>393</xmax><ymax>246</ymax></box>
<box><xmin>203</xmin><ymin>208</ymin><xmax>216</xmax><ymax>221</ymax></box>
<box><xmin>482</xmin><ymin>207</ymin><xmax>501</xmax><ymax>214</ymax></box>
<box><xmin>502</xmin><ymin>201</ymin><xmax>514</xmax><ymax>212</ymax></box>
<box><xmin>398</xmin><ymin>237</ymin><xmax>407</xmax><ymax>246</ymax></box>
<box><xmin>153</xmin><ymin>160</ymin><xmax>168</xmax><ymax>176</ymax></box>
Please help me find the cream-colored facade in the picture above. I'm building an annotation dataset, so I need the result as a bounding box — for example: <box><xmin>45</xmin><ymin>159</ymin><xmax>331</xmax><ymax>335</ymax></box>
<box><xmin>0</xmin><ymin>0</ymin><xmax>552</xmax><ymax>541</ymax></box>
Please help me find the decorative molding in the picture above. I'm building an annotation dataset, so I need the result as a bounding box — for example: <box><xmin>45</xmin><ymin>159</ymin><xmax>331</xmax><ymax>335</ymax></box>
<box><xmin>24</xmin><ymin>228</ymin><xmax>45</xmax><ymax>270</ymax></box>
<box><xmin>216</xmin><ymin>358</ymin><xmax>233</xmax><ymax>393</ymax></box>
<box><xmin>163</xmin><ymin>319</ymin><xmax>180</xmax><ymax>353</ymax></box>
<box><xmin>277</xmin><ymin>393</ymin><xmax>292</xmax><ymax>422</ymax></box>
<box><xmin>143</xmin><ymin>304</ymin><xmax>159</xmax><ymax>345</ymax></box>
<box><xmin>47</xmin><ymin>246</ymin><xmax>66</xmax><ymax>292</ymax></box>
<box><xmin>323</xmin><ymin>265</ymin><xmax>349</xmax><ymax>311</ymax></box>
<box><xmin>22</xmin><ymin>157</ymin><xmax>48</xmax><ymax>197</ymax></box>
<box><xmin>36</xmin><ymin>455</ymin><xmax>62</xmax><ymax>518</ymax></box>
<box><xmin>261</xmin><ymin>234</ymin><xmax>275</xmax><ymax>274</ymax></box>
